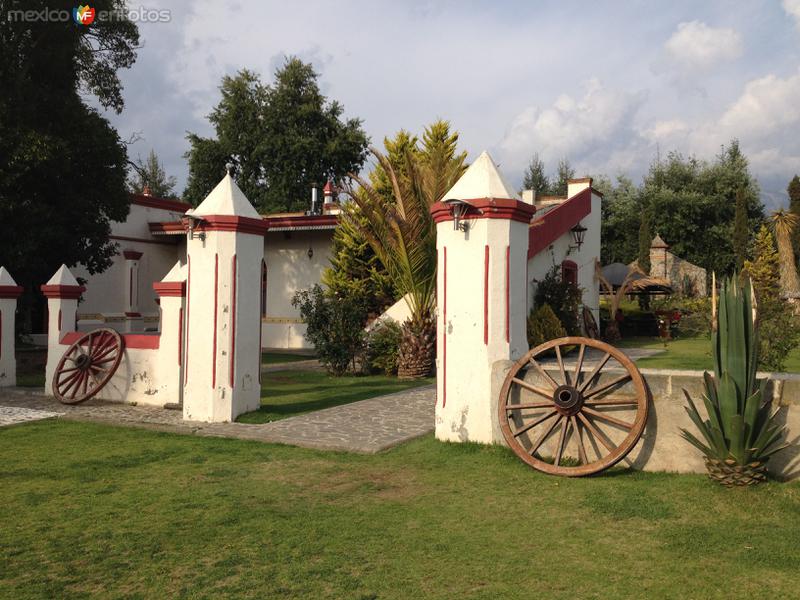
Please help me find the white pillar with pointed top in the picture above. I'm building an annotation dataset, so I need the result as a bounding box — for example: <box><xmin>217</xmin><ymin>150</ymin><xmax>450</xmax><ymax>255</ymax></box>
<box><xmin>153</xmin><ymin>261</ymin><xmax>187</xmax><ymax>405</ymax></box>
<box><xmin>182</xmin><ymin>172</ymin><xmax>267</xmax><ymax>422</ymax></box>
<box><xmin>0</xmin><ymin>267</ymin><xmax>23</xmax><ymax>387</ymax></box>
<box><xmin>41</xmin><ymin>265</ymin><xmax>84</xmax><ymax>396</ymax></box>
<box><xmin>430</xmin><ymin>151</ymin><xmax>535</xmax><ymax>443</ymax></box>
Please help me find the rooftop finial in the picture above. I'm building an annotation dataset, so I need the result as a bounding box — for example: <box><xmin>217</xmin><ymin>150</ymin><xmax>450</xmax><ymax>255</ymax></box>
<box><xmin>225</xmin><ymin>162</ymin><xmax>234</xmax><ymax>176</ymax></box>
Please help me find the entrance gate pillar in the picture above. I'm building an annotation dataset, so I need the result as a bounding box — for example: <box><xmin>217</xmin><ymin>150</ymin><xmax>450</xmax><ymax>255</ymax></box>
<box><xmin>430</xmin><ymin>151</ymin><xmax>534</xmax><ymax>443</ymax></box>
<box><xmin>41</xmin><ymin>265</ymin><xmax>84</xmax><ymax>396</ymax></box>
<box><xmin>0</xmin><ymin>267</ymin><xmax>23</xmax><ymax>387</ymax></box>
<box><xmin>182</xmin><ymin>173</ymin><xmax>267</xmax><ymax>422</ymax></box>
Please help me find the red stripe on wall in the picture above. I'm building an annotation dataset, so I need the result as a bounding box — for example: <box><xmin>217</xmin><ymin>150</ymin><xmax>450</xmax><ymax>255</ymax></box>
<box><xmin>443</xmin><ymin>247</ymin><xmax>447</xmax><ymax>408</ymax></box>
<box><xmin>230</xmin><ymin>254</ymin><xmax>237</xmax><ymax>388</ymax></box>
<box><xmin>484</xmin><ymin>245</ymin><xmax>489</xmax><ymax>345</ymax></box>
<box><xmin>178</xmin><ymin>307</ymin><xmax>183</xmax><ymax>366</ymax></box>
<box><xmin>212</xmin><ymin>253</ymin><xmax>218</xmax><ymax>389</ymax></box>
<box><xmin>184</xmin><ymin>256</ymin><xmax>191</xmax><ymax>385</ymax></box>
<box><xmin>129</xmin><ymin>269</ymin><xmax>133</xmax><ymax>307</ymax></box>
<box><xmin>58</xmin><ymin>309</ymin><xmax>61</xmax><ymax>332</ymax></box>
<box><xmin>505</xmin><ymin>245</ymin><xmax>510</xmax><ymax>343</ymax></box>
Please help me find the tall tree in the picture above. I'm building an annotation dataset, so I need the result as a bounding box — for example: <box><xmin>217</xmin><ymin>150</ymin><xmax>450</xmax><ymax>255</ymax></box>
<box><xmin>595</xmin><ymin>174</ymin><xmax>641</xmax><ymax>264</ymax></box>
<box><xmin>788</xmin><ymin>175</ymin><xmax>800</xmax><ymax>254</ymax></box>
<box><xmin>637</xmin><ymin>210</ymin><xmax>652</xmax><ymax>274</ymax></box>
<box><xmin>128</xmin><ymin>149</ymin><xmax>177</xmax><ymax>198</ymax></box>
<box><xmin>184</xmin><ymin>59</ymin><xmax>369</xmax><ymax>213</ymax></box>
<box><xmin>770</xmin><ymin>209</ymin><xmax>800</xmax><ymax>299</ymax></box>
<box><xmin>343</xmin><ymin>120</ymin><xmax>467</xmax><ymax>377</ymax></box>
<box><xmin>521</xmin><ymin>153</ymin><xmax>550</xmax><ymax>194</ymax></box>
<box><xmin>0</xmin><ymin>0</ymin><xmax>139</xmax><ymax>331</ymax></box>
<box><xmin>733</xmin><ymin>188</ymin><xmax>749</xmax><ymax>271</ymax></box>
<box><xmin>553</xmin><ymin>158</ymin><xmax>575</xmax><ymax>196</ymax></box>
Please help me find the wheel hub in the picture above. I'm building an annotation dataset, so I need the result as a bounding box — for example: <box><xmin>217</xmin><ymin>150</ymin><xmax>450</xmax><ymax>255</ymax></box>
<box><xmin>74</xmin><ymin>353</ymin><xmax>91</xmax><ymax>370</ymax></box>
<box><xmin>553</xmin><ymin>384</ymin><xmax>583</xmax><ymax>416</ymax></box>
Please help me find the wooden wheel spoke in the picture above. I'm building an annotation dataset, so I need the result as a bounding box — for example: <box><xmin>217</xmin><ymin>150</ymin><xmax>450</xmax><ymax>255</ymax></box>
<box><xmin>58</xmin><ymin>369</ymin><xmax>82</xmax><ymax>390</ymax></box>
<box><xmin>506</xmin><ymin>401</ymin><xmax>554</xmax><ymax>411</ymax></box>
<box><xmin>92</xmin><ymin>342</ymin><xmax>117</xmax><ymax>361</ymax></box>
<box><xmin>53</xmin><ymin>328</ymin><xmax>123</xmax><ymax>404</ymax></box>
<box><xmin>573</xmin><ymin>344</ymin><xmax>586</xmax><ymax>387</ymax></box>
<box><xmin>61</xmin><ymin>371</ymin><xmax>84</xmax><ymax>397</ymax></box>
<box><xmin>554</xmin><ymin>345</ymin><xmax>568</xmax><ymax>386</ymax></box>
<box><xmin>582</xmin><ymin>406</ymin><xmax>633</xmax><ymax>430</ymax></box>
<box><xmin>583</xmin><ymin>373</ymin><xmax>632</xmax><ymax>399</ymax></box>
<box><xmin>529</xmin><ymin>358</ymin><xmax>559</xmax><ymax>390</ymax></box>
<box><xmin>577</xmin><ymin>412</ymin><xmax>616</xmax><ymax>453</ymax></box>
<box><xmin>513</xmin><ymin>410</ymin><xmax>557</xmax><ymax>438</ymax></box>
<box><xmin>584</xmin><ymin>398</ymin><xmax>640</xmax><ymax>406</ymax></box>
<box><xmin>529</xmin><ymin>415</ymin><xmax>563</xmax><ymax>456</ymax></box>
<box><xmin>578</xmin><ymin>352</ymin><xmax>611</xmax><ymax>394</ymax></box>
<box><xmin>92</xmin><ymin>356</ymin><xmax>117</xmax><ymax>366</ymax></box>
<box><xmin>511</xmin><ymin>378</ymin><xmax>553</xmax><ymax>400</ymax></box>
<box><xmin>554</xmin><ymin>417</ymin><xmax>569</xmax><ymax>466</ymax></box>
<box><xmin>571</xmin><ymin>415</ymin><xmax>587</xmax><ymax>465</ymax></box>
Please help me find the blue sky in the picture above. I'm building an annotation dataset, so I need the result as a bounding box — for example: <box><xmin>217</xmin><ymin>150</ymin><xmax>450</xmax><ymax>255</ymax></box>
<box><xmin>108</xmin><ymin>0</ymin><xmax>800</xmax><ymax>207</ymax></box>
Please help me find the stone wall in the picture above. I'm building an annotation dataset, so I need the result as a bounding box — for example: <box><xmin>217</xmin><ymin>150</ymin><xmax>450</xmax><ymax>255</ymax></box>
<box><xmin>650</xmin><ymin>246</ymin><xmax>707</xmax><ymax>296</ymax></box>
<box><xmin>491</xmin><ymin>361</ymin><xmax>800</xmax><ymax>480</ymax></box>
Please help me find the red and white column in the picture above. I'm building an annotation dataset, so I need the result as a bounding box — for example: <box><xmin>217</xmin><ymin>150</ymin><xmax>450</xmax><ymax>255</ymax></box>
<box><xmin>123</xmin><ymin>250</ymin><xmax>143</xmax><ymax>332</ymax></box>
<box><xmin>429</xmin><ymin>151</ymin><xmax>534</xmax><ymax>444</ymax></box>
<box><xmin>153</xmin><ymin>261</ymin><xmax>187</xmax><ymax>405</ymax></box>
<box><xmin>182</xmin><ymin>173</ymin><xmax>267</xmax><ymax>422</ymax></box>
<box><xmin>41</xmin><ymin>265</ymin><xmax>84</xmax><ymax>396</ymax></box>
<box><xmin>0</xmin><ymin>267</ymin><xmax>23</xmax><ymax>387</ymax></box>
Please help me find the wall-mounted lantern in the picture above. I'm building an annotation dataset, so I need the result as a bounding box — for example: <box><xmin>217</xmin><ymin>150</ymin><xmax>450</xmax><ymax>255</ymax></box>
<box><xmin>307</xmin><ymin>246</ymin><xmax>314</xmax><ymax>260</ymax></box>
<box><xmin>569</xmin><ymin>223</ymin><xmax>587</xmax><ymax>251</ymax></box>
<box><xmin>443</xmin><ymin>198</ymin><xmax>474</xmax><ymax>232</ymax></box>
<box><xmin>185</xmin><ymin>214</ymin><xmax>206</xmax><ymax>242</ymax></box>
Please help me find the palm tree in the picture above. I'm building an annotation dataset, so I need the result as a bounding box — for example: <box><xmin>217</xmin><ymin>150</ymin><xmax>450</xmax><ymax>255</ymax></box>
<box><xmin>769</xmin><ymin>209</ymin><xmax>800</xmax><ymax>300</ymax></box>
<box><xmin>344</xmin><ymin>122</ymin><xmax>467</xmax><ymax>377</ymax></box>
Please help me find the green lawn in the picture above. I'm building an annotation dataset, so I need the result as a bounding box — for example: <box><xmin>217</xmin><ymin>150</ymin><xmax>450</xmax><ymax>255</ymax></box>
<box><xmin>617</xmin><ymin>336</ymin><xmax>800</xmax><ymax>372</ymax></box>
<box><xmin>0</xmin><ymin>420</ymin><xmax>798</xmax><ymax>599</ymax></box>
<box><xmin>238</xmin><ymin>370</ymin><xmax>435</xmax><ymax>424</ymax></box>
<box><xmin>261</xmin><ymin>351</ymin><xmax>315</xmax><ymax>365</ymax></box>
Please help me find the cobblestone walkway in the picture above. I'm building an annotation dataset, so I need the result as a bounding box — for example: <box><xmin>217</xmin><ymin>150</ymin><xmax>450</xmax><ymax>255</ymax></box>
<box><xmin>0</xmin><ymin>405</ymin><xmax>62</xmax><ymax>427</ymax></box>
<box><xmin>0</xmin><ymin>385</ymin><xmax>435</xmax><ymax>453</ymax></box>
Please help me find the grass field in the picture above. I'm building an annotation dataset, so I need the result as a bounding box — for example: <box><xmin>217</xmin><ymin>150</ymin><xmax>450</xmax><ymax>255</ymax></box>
<box><xmin>617</xmin><ymin>336</ymin><xmax>800</xmax><ymax>372</ymax></box>
<box><xmin>238</xmin><ymin>370</ymin><xmax>434</xmax><ymax>424</ymax></box>
<box><xmin>261</xmin><ymin>352</ymin><xmax>314</xmax><ymax>365</ymax></box>
<box><xmin>0</xmin><ymin>420</ymin><xmax>798</xmax><ymax>599</ymax></box>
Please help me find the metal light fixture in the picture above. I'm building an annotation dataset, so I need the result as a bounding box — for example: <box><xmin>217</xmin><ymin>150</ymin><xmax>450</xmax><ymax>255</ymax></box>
<box><xmin>307</xmin><ymin>246</ymin><xmax>314</xmax><ymax>260</ymax></box>
<box><xmin>443</xmin><ymin>198</ymin><xmax>473</xmax><ymax>232</ymax></box>
<box><xmin>569</xmin><ymin>223</ymin><xmax>587</xmax><ymax>251</ymax></box>
<box><xmin>185</xmin><ymin>214</ymin><xmax>206</xmax><ymax>242</ymax></box>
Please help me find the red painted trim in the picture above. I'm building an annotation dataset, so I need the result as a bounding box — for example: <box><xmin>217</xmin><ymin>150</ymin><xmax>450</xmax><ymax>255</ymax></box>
<box><xmin>505</xmin><ymin>245</ymin><xmax>510</xmax><ymax>343</ymax></box>
<box><xmin>0</xmin><ymin>285</ymin><xmax>23</xmax><ymax>299</ymax></box>
<box><xmin>153</xmin><ymin>281</ymin><xmax>186</xmax><ymax>297</ymax></box>
<box><xmin>41</xmin><ymin>284</ymin><xmax>84</xmax><ymax>299</ymax></box>
<box><xmin>149</xmin><ymin>221</ymin><xmax>186</xmax><ymax>235</ymax></box>
<box><xmin>484</xmin><ymin>245</ymin><xmax>489</xmax><ymax>345</ymax></box>
<box><xmin>431</xmin><ymin>198</ymin><xmax>535</xmax><ymax>225</ymax></box>
<box><xmin>57</xmin><ymin>309</ymin><xmax>61</xmax><ymax>331</ymax></box>
<box><xmin>110</xmin><ymin>235</ymin><xmax>177</xmax><ymax>246</ymax></box>
<box><xmin>192</xmin><ymin>215</ymin><xmax>269</xmax><ymax>236</ymax></box>
<box><xmin>443</xmin><ymin>247</ymin><xmax>447</xmax><ymax>408</ymax></box>
<box><xmin>60</xmin><ymin>331</ymin><xmax>160</xmax><ymax>349</ymax></box>
<box><xmin>124</xmin><ymin>312</ymin><xmax>142</xmax><ymax>318</ymax></box>
<box><xmin>122</xmin><ymin>250</ymin><xmax>143</xmax><ymax>260</ymax></box>
<box><xmin>184</xmin><ymin>256</ymin><xmax>191</xmax><ymax>386</ymax></box>
<box><xmin>264</xmin><ymin>214</ymin><xmax>338</xmax><ymax>229</ymax></box>
<box><xmin>212</xmin><ymin>253</ymin><xmax>218</xmax><ymax>388</ymax></box>
<box><xmin>528</xmin><ymin>188</ymin><xmax>592</xmax><ymax>259</ymax></box>
<box><xmin>230</xmin><ymin>254</ymin><xmax>237</xmax><ymax>388</ymax></box>
<box><xmin>178</xmin><ymin>307</ymin><xmax>183</xmax><ymax>366</ymax></box>
<box><xmin>130</xmin><ymin>194</ymin><xmax>192</xmax><ymax>213</ymax></box>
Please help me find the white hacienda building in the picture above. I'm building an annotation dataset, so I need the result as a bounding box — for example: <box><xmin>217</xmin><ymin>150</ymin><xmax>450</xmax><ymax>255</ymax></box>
<box><xmin>62</xmin><ymin>156</ymin><xmax>600</xmax><ymax>351</ymax></box>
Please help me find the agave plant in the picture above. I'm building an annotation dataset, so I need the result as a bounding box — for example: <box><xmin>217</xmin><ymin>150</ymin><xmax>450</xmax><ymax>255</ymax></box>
<box><xmin>680</xmin><ymin>274</ymin><xmax>787</xmax><ymax>486</ymax></box>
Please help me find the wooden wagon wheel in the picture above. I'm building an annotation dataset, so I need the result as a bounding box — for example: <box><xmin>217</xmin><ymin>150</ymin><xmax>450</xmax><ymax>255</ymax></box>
<box><xmin>52</xmin><ymin>328</ymin><xmax>124</xmax><ymax>405</ymax></box>
<box><xmin>582</xmin><ymin>306</ymin><xmax>599</xmax><ymax>339</ymax></box>
<box><xmin>498</xmin><ymin>336</ymin><xmax>648</xmax><ymax>477</ymax></box>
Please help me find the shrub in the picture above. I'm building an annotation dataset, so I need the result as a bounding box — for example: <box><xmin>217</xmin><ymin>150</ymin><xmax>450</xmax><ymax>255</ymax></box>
<box><xmin>292</xmin><ymin>285</ymin><xmax>366</xmax><ymax>376</ymax></box>
<box><xmin>366</xmin><ymin>319</ymin><xmax>402</xmax><ymax>375</ymax></box>
<box><xmin>533</xmin><ymin>266</ymin><xmax>582</xmax><ymax>335</ymax></box>
<box><xmin>527</xmin><ymin>304</ymin><xmax>567</xmax><ymax>349</ymax></box>
<box><xmin>653</xmin><ymin>296</ymin><xmax>712</xmax><ymax>337</ymax></box>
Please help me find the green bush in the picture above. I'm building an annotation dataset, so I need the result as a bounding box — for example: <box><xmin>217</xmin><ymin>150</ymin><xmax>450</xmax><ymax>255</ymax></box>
<box><xmin>527</xmin><ymin>304</ymin><xmax>567</xmax><ymax>349</ymax></box>
<box><xmin>366</xmin><ymin>319</ymin><xmax>402</xmax><ymax>375</ymax></box>
<box><xmin>292</xmin><ymin>285</ymin><xmax>366</xmax><ymax>376</ymax></box>
<box><xmin>533</xmin><ymin>266</ymin><xmax>582</xmax><ymax>335</ymax></box>
<box><xmin>653</xmin><ymin>296</ymin><xmax>712</xmax><ymax>337</ymax></box>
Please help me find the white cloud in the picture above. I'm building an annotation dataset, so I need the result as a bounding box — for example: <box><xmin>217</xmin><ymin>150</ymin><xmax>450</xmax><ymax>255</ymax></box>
<box><xmin>497</xmin><ymin>79</ymin><xmax>646</xmax><ymax>172</ymax></box>
<box><xmin>784</xmin><ymin>0</ymin><xmax>800</xmax><ymax>30</ymax></box>
<box><xmin>664</xmin><ymin>21</ymin><xmax>742</xmax><ymax>71</ymax></box>
<box><xmin>640</xmin><ymin>119</ymin><xmax>689</xmax><ymax>143</ymax></box>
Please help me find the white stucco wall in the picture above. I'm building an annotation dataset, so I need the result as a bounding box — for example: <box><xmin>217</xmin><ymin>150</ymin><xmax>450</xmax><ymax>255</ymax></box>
<box><xmin>262</xmin><ymin>230</ymin><xmax>332</xmax><ymax>349</ymax></box>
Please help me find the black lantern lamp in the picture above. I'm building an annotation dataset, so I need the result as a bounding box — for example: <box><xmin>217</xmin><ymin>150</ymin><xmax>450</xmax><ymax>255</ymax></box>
<box><xmin>569</xmin><ymin>223</ymin><xmax>587</xmax><ymax>251</ymax></box>
<box><xmin>443</xmin><ymin>198</ymin><xmax>473</xmax><ymax>232</ymax></box>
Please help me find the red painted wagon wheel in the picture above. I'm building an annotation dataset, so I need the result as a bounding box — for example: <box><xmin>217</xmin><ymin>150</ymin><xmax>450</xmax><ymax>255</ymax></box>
<box><xmin>498</xmin><ymin>336</ymin><xmax>648</xmax><ymax>477</ymax></box>
<box><xmin>52</xmin><ymin>328</ymin><xmax>124</xmax><ymax>405</ymax></box>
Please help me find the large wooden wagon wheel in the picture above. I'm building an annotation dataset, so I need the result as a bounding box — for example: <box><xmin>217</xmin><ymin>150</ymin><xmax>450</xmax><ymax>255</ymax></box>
<box><xmin>52</xmin><ymin>328</ymin><xmax>124</xmax><ymax>405</ymax></box>
<box><xmin>498</xmin><ymin>336</ymin><xmax>648</xmax><ymax>477</ymax></box>
<box><xmin>582</xmin><ymin>306</ymin><xmax>599</xmax><ymax>339</ymax></box>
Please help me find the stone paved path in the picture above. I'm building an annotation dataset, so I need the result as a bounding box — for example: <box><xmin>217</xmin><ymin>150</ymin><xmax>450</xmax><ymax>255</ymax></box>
<box><xmin>0</xmin><ymin>385</ymin><xmax>435</xmax><ymax>454</ymax></box>
<box><xmin>0</xmin><ymin>405</ymin><xmax>62</xmax><ymax>427</ymax></box>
